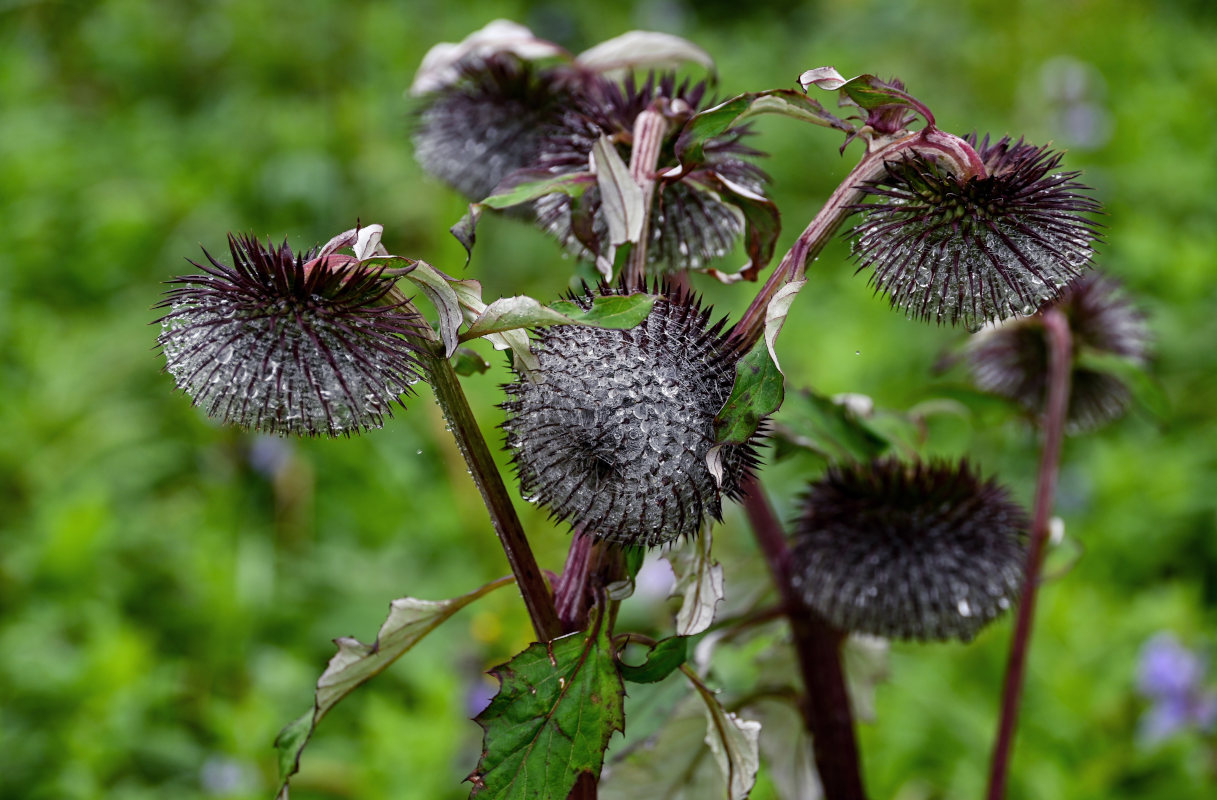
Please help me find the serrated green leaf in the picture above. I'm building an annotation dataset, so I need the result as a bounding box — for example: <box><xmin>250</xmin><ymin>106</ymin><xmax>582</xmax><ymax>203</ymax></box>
<box><xmin>471</xmin><ymin>611</ymin><xmax>625</xmax><ymax>799</ymax></box>
<box><xmin>273</xmin><ymin>578</ymin><xmax>512</xmax><ymax>800</ymax></box>
<box><xmin>772</xmin><ymin>389</ymin><xmax>889</xmax><ymax>463</ymax></box>
<box><xmin>462</xmin><ymin>293</ymin><xmax>655</xmax><ymax>341</ymax></box>
<box><xmin>676</xmin><ymin>89</ymin><xmax>851</xmax><ymax>169</ymax></box>
<box><xmin>452</xmin><ymin>346</ymin><xmax>491</xmax><ymax>376</ymax></box>
<box><xmin>713</xmin><ymin>341</ymin><xmax>785</xmax><ymax>448</ymax></box>
<box><xmin>619</xmin><ymin>637</ymin><xmax>688</xmax><ymax>684</ymax></box>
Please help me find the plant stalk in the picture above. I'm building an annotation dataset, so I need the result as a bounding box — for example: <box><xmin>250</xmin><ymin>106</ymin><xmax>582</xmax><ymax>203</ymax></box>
<box><xmin>740</xmin><ymin>475</ymin><xmax>867</xmax><ymax>800</ymax></box>
<box><xmin>426</xmin><ymin>350</ymin><xmax>562</xmax><ymax>642</ymax></box>
<box><xmin>622</xmin><ymin>107</ymin><xmax>668</xmax><ymax>292</ymax></box>
<box><xmin>985</xmin><ymin>307</ymin><xmax>1073</xmax><ymax>800</ymax></box>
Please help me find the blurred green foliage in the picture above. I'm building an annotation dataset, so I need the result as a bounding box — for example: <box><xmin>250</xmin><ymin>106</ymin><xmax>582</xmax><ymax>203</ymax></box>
<box><xmin>2</xmin><ymin>0</ymin><xmax>1215</xmax><ymax>798</ymax></box>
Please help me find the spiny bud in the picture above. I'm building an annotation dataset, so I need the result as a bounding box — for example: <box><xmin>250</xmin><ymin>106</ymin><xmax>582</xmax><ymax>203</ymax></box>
<box><xmin>850</xmin><ymin>134</ymin><xmax>1102</xmax><ymax>328</ymax></box>
<box><xmin>501</xmin><ymin>289</ymin><xmax>761</xmax><ymax>547</ymax></box>
<box><xmin>157</xmin><ymin>234</ymin><xmax>425</xmax><ymax>437</ymax></box>
<box><xmin>790</xmin><ymin>459</ymin><xmax>1029</xmax><ymax>642</ymax></box>
<box><xmin>968</xmin><ymin>272</ymin><xmax>1150</xmax><ymax>432</ymax></box>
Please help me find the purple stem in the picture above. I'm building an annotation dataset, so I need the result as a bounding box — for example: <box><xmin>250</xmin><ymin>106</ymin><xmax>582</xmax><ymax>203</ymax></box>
<box><xmin>740</xmin><ymin>475</ymin><xmax>867</xmax><ymax>800</ymax></box>
<box><xmin>986</xmin><ymin>307</ymin><xmax>1073</xmax><ymax>800</ymax></box>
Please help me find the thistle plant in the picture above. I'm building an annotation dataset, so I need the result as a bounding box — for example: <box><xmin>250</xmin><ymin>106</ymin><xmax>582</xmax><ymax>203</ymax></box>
<box><xmin>157</xmin><ymin>20</ymin><xmax>1151</xmax><ymax>800</ymax></box>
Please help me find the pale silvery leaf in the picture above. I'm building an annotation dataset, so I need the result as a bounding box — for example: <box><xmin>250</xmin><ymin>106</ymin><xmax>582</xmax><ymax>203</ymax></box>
<box><xmin>592</xmin><ymin>135</ymin><xmax>645</xmax><ymax>247</ymax></box>
<box><xmin>410</xmin><ymin>20</ymin><xmax>566</xmax><ymax>95</ymax></box>
<box><xmin>689</xmin><ymin>676</ymin><xmax>762</xmax><ymax>800</ymax></box>
<box><xmin>665</xmin><ymin>528</ymin><xmax>724</xmax><ymax>636</ymax></box>
<box><xmin>747</xmin><ymin>699</ymin><xmax>821</xmax><ymax>800</ymax></box>
<box><xmin>763</xmin><ymin>279</ymin><xmax>806</xmax><ymax>374</ymax></box>
<box><xmin>449</xmin><ymin>278</ymin><xmax>538</xmax><ymax>374</ymax></box>
<box><xmin>401</xmin><ymin>260</ymin><xmax>463</xmax><ymax>357</ymax></box>
<box><xmin>600</xmin><ymin>696</ymin><xmax>725</xmax><ymax>800</ymax></box>
<box><xmin>576</xmin><ymin>31</ymin><xmax>714</xmax><ymax>76</ymax></box>
<box><xmin>798</xmin><ymin>66</ymin><xmax>848</xmax><ymax>92</ymax></box>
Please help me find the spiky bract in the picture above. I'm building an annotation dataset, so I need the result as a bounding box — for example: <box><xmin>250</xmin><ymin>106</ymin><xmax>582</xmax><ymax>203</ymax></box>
<box><xmin>534</xmin><ymin>73</ymin><xmax>769</xmax><ymax>272</ymax></box>
<box><xmin>501</xmin><ymin>289</ymin><xmax>760</xmax><ymax>547</ymax></box>
<box><xmin>968</xmin><ymin>272</ymin><xmax>1149</xmax><ymax>431</ymax></box>
<box><xmin>413</xmin><ymin>54</ymin><xmax>575</xmax><ymax>201</ymax></box>
<box><xmin>790</xmin><ymin>459</ymin><xmax>1029</xmax><ymax>642</ymax></box>
<box><xmin>157</xmin><ymin>235</ymin><xmax>425</xmax><ymax>437</ymax></box>
<box><xmin>851</xmin><ymin>134</ymin><xmax>1101</xmax><ymax>328</ymax></box>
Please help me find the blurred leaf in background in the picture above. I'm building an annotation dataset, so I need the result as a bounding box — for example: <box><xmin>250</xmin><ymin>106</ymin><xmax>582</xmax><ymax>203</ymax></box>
<box><xmin>2</xmin><ymin>1</ymin><xmax>1216</xmax><ymax>798</ymax></box>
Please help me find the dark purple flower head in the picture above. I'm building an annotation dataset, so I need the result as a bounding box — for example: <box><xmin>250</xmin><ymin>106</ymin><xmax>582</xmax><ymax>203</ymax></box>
<box><xmin>533</xmin><ymin>72</ymin><xmax>769</xmax><ymax>273</ymax></box>
<box><xmin>790</xmin><ymin>458</ymin><xmax>1029</xmax><ymax>642</ymax></box>
<box><xmin>850</xmin><ymin>134</ymin><xmax>1102</xmax><ymax>328</ymax></box>
<box><xmin>157</xmin><ymin>234</ymin><xmax>425</xmax><ymax>437</ymax></box>
<box><xmin>968</xmin><ymin>273</ymin><xmax>1149</xmax><ymax>432</ymax></box>
<box><xmin>501</xmin><ymin>286</ymin><xmax>762</xmax><ymax>548</ymax></box>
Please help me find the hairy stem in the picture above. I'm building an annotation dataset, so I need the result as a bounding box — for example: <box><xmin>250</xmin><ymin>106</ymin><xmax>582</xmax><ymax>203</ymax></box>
<box><xmin>986</xmin><ymin>307</ymin><xmax>1073</xmax><ymax>800</ymax></box>
<box><xmin>727</xmin><ymin>128</ymin><xmax>986</xmax><ymax>354</ymax></box>
<box><xmin>740</xmin><ymin>475</ymin><xmax>867</xmax><ymax>800</ymax></box>
<box><xmin>426</xmin><ymin>350</ymin><xmax>562</xmax><ymax>642</ymax></box>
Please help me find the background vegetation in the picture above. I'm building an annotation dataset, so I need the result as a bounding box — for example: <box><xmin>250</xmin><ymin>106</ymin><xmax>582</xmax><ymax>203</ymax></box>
<box><xmin>2</xmin><ymin>0</ymin><xmax>1215</xmax><ymax>797</ymax></box>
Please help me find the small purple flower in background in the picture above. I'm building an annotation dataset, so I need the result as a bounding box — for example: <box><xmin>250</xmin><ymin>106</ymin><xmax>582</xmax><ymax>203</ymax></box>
<box><xmin>1136</xmin><ymin>633</ymin><xmax>1217</xmax><ymax>745</ymax></box>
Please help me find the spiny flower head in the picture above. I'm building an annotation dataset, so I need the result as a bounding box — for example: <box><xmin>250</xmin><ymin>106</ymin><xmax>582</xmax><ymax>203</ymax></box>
<box><xmin>790</xmin><ymin>458</ymin><xmax>1029</xmax><ymax>642</ymax></box>
<box><xmin>157</xmin><ymin>233</ymin><xmax>425</xmax><ymax>437</ymax></box>
<box><xmin>968</xmin><ymin>272</ymin><xmax>1150</xmax><ymax>432</ymax></box>
<box><xmin>534</xmin><ymin>72</ymin><xmax>769</xmax><ymax>273</ymax></box>
<box><xmin>851</xmin><ymin>133</ymin><xmax>1102</xmax><ymax>328</ymax></box>
<box><xmin>501</xmin><ymin>287</ymin><xmax>761</xmax><ymax>548</ymax></box>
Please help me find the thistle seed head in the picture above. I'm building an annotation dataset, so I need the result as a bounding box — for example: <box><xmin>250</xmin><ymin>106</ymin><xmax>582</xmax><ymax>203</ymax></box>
<box><xmin>968</xmin><ymin>272</ymin><xmax>1150</xmax><ymax>432</ymax></box>
<box><xmin>501</xmin><ymin>288</ymin><xmax>761</xmax><ymax>547</ymax></box>
<box><xmin>790</xmin><ymin>458</ymin><xmax>1029</xmax><ymax>642</ymax></box>
<box><xmin>157</xmin><ymin>235</ymin><xmax>426</xmax><ymax>437</ymax></box>
<box><xmin>851</xmin><ymin>134</ymin><xmax>1102</xmax><ymax>328</ymax></box>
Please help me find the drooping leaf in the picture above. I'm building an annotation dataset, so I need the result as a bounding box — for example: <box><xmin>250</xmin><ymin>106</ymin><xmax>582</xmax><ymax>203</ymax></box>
<box><xmin>592</xmin><ymin>135</ymin><xmax>645</xmax><ymax>247</ymax></box>
<box><xmin>762</xmin><ymin>279</ymin><xmax>806</xmax><ymax>372</ymax></box>
<box><xmin>691</xmin><ymin>678</ymin><xmax>762</xmax><ymax>800</ymax></box>
<box><xmin>688</xmin><ymin>174</ymin><xmax>781</xmax><ymax>284</ymax></box>
<box><xmin>274</xmin><ymin>578</ymin><xmax>513</xmax><ymax>800</ymax></box>
<box><xmin>665</xmin><ymin>528</ymin><xmax>724</xmax><ymax>636</ymax></box>
<box><xmin>771</xmin><ymin>388</ymin><xmax>889</xmax><ymax>463</ymax></box>
<box><xmin>462</xmin><ymin>293</ymin><xmax>655</xmax><ymax>341</ymax></box>
<box><xmin>676</xmin><ymin>89</ymin><xmax>852</xmax><ymax>170</ymax></box>
<box><xmin>471</xmin><ymin>610</ymin><xmax>625</xmax><ymax>799</ymax></box>
<box><xmin>599</xmin><ymin>695</ymin><xmax>724</xmax><ymax>800</ymax></box>
<box><xmin>618</xmin><ymin>637</ymin><xmax>688</xmax><ymax>685</ymax></box>
<box><xmin>399</xmin><ymin>259</ymin><xmax>464</xmax><ymax>356</ymax></box>
<box><xmin>452</xmin><ymin>346</ymin><xmax>492</xmax><ymax>375</ymax></box>
<box><xmin>745</xmin><ymin>699</ymin><xmax>819</xmax><ymax>800</ymax></box>
<box><xmin>450</xmin><ymin>172</ymin><xmax>596</xmax><ymax>265</ymax></box>
<box><xmin>798</xmin><ymin>67</ymin><xmax>934</xmax><ymax>126</ymax></box>
<box><xmin>450</xmin><ymin>278</ymin><xmax>539</xmax><ymax>374</ymax></box>
<box><xmin>713</xmin><ymin>341</ymin><xmax>785</xmax><ymax>449</ymax></box>
<box><xmin>576</xmin><ymin>30</ymin><xmax>714</xmax><ymax>75</ymax></box>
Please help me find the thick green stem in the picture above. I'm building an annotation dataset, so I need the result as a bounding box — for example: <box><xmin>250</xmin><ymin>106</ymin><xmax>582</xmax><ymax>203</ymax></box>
<box><xmin>986</xmin><ymin>307</ymin><xmax>1072</xmax><ymax>800</ymax></box>
<box><xmin>425</xmin><ymin>350</ymin><xmax>562</xmax><ymax>642</ymax></box>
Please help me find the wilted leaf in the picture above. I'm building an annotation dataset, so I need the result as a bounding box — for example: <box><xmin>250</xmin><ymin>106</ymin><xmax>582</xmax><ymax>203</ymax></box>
<box><xmin>471</xmin><ymin>611</ymin><xmax>625</xmax><ymax>799</ymax></box>
<box><xmin>462</xmin><ymin>293</ymin><xmax>655</xmax><ymax>341</ymax></box>
<box><xmin>746</xmin><ymin>699</ymin><xmax>820</xmax><ymax>800</ymax></box>
<box><xmin>274</xmin><ymin>578</ymin><xmax>513</xmax><ymax>800</ymax></box>
<box><xmin>763</xmin><ymin>279</ymin><xmax>806</xmax><ymax>372</ymax></box>
<box><xmin>400</xmin><ymin>260</ymin><xmax>464</xmax><ymax>357</ymax></box>
<box><xmin>686</xmin><ymin>669</ymin><xmax>762</xmax><ymax>800</ymax></box>
<box><xmin>689</xmin><ymin>174</ymin><xmax>781</xmax><ymax>284</ymax></box>
<box><xmin>676</xmin><ymin>89</ymin><xmax>851</xmax><ymax>170</ymax></box>
<box><xmin>576</xmin><ymin>30</ymin><xmax>714</xmax><ymax>75</ymax></box>
<box><xmin>771</xmin><ymin>389</ymin><xmax>889</xmax><ymax>463</ymax></box>
<box><xmin>713</xmin><ymin>342</ymin><xmax>785</xmax><ymax>449</ymax></box>
<box><xmin>665</xmin><ymin>528</ymin><xmax>724</xmax><ymax>636</ymax></box>
<box><xmin>618</xmin><ymin>637</ymin><xmax>688</xmax><ymax>685</ymax></box>
<box><xmin>592</xmin><ymin>136</ymin><xmax>645</xmax><ymax>247</ymax></box>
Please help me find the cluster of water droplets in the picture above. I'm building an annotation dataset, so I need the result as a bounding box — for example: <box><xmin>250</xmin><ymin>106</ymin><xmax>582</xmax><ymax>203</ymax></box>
<box><xmin>159</xmin><ymin>294</ymin><xmax>422</xmax><ymax>437</ymax></box>
<box><xmin>790</xmin><ymin>460</ymin><xmax>1029</xmax><ymax>642</ymax></box>
<box><xmin>502</xmin><ymin>295</ymin><xmax>754</xmax><ymax>547</ymax></box>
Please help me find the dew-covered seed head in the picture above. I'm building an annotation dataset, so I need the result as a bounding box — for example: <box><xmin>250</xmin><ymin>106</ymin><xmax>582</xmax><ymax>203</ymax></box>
<box><xmin>790</xmin><ymin>458</ymin><xmax>1029</xmax><ymax>642</ymax></box>
<box><xmin>501</xmin><ymin>288</ymin><xmax>762</xmax><ymax>548</ymax></box>
<box><xmin>850</xmin><ymin>134</ymin><xmax>1102</xmax><ymax>328</ymax></box>
<box><xmin>156</xmin><ymin>234</ymin><xmax>426</xmax><ymax>437</ymax></box>
<box><xmin>968</xmin><ymin>272</ymin><xmax>1150</xmax><ymax>432</ymax></box>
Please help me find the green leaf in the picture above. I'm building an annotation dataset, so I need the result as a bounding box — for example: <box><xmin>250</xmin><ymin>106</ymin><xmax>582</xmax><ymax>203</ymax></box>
<box><xmin>273</xmin><ymin>578</ymin><xmax>512</xmax><ymax>800</ymax></box>
<box><xmin>676</xmin><ymin>89</ymin><xmax>851</xmax><ymax>169</ymax></box>
<box><xmin>451</xmin><ymin>172</ymin><xmax>595</xmax><ymax>265</ymax></box>
<box><xmin>619</xmin><ymin>637</ymin><xmax>688</xmax><ymax>684</ymax></box>
<box><xmin>462</xmin><ymin>293</ymin><xmax>655</xmax><ymax>341</ymax></box>
<box><xmin>664</xmin><ymin>528</ymin><xmax>724</xmax><ymax>637</ymax></box>
<box><xmin>449</xmin><ymin>278</ymin><xmax>539</xmax><ymax>374</ymax></box>
<box><xmin>452</xmin><ymin>346</ymin><xmax>491</xmax><ymax>376</ymax></box>
<box><xmin>772</xmin><ymin>388</ymin><xmax>890</xmax><ymax>463</ymax></box>
<box><xmin>471</xmin><ymin>611</ymin><xmax>625</xmax><ymax>799</ymax></box>
<box><xmin>688</xmin><ymin>174</ymin><xmax>781</xmax><ymax>285</ymax></box>
<box><xmin>713</xmin><ymin>342</ymin><xmax>785</xmax><ymax>448</ymax></box>
<box><xmin>592</xmin><ymin>135</ymin><xmax>645</xmax><ymax>247</ymax></box>
<box><xmin>799</xmin><ymin>67</ymin><xmax>934</xmax><ymax>126</ymax></box>
<box><xmin>399</xmin><ymin>259</ymin><xmax>464</xmax><ymax>357</ymax></box>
